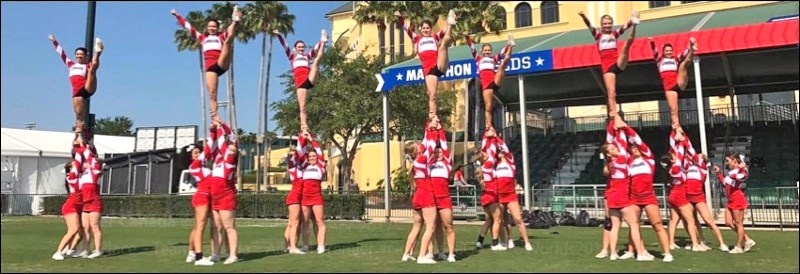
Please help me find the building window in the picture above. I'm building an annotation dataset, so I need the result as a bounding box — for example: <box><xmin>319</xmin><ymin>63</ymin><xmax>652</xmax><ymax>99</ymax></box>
<box><xmin>495</xmin><ymin>7</ymin><xmax>507</xmax><ymax>30</ymax></box>
<box><xmin>515</xmin><ymin>3</ymin><xmax>532</xmax><ymax>28</ymax></box>
<box><xmin>649</xmin><ymin>1</ymin><xmax>671</xmax><ymax>8</ymax></box>
<box><xmin>397</xmin><ymin>22</ymin><xmax>404</xmax><ymax>57</ymax></box>
<box><xmin>540</xmin><ymin>1</ymin><xmax>559</xmax><ymax>24</ymax></box>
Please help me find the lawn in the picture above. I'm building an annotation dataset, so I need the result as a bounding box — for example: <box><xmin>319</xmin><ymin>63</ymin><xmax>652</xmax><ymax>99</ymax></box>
<box><xmin>1</xmin><ymin>216</ymin><xmax>797</xmax><ymax>273</ymax></box>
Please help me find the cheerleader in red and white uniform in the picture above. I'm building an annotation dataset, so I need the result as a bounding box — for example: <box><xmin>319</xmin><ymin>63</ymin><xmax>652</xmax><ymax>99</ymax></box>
<box><xmin>475</xmin><ymin>131</ymin><xmax>504</xmax><ymax>251</ymax></box>
<box><xmin>578</xmin><ymin>11</ymin><xmax>639</xmax><ymax>128</ymax></box>
<box><xmin>489</xmin><ymin>133</ymin><xmax>532</xmax><ymax>251</ymax></box>
<box><xmin>207</xmin><ymin>121</ymin><xmax>240</xmax><ymax>264</ymax></box>
<box><xmin>398</xmin><ymin>10</ymin><xmax>457</xmax><ymax>123</ymax></box>
<box><xmin>297</xmin><ymin>132</ymin><xmax>328</xmax><ymax>254</ymax></box>
<box><xmin>597</xmin><ymin>119</ymin><xmax>646</xmax><ymax>260</ymax></box>
<box><xmin>619</xmin><ymin>126</ymin><xmax>670</xmax><ymax>262</ymax></box>
<box><xmin>275</xmin><ymin>29</ymin><xmax>328</xmax><ymax>135</ymax></box>
<box><xmin>48</xmin><ymin>34</ymin><xmax>103</xmax><ymax>145</ymax></box>
<box><xmin>401</xmin><ymin>123</ymin><xmax>441</xmax><ymax>262</ymax></box>
<box><xmin>425</xmin><ymin>123</ymin><xmax>457</xmax><ymax>263</ymax></box>
<box><xmin>284</xmin><ymin>135</ymin><xmax>307</xmax><ymax>255</ymax></box>
<box><xmin>663</xmin><ymin>130</ymin><xmax>705</xmax><ymax>252</ymax></box>
<box><xmin>681</xmin><ymin>137</ymin><xmax>730</xmax><ymax>252</ymax></box>
<box><xmin>74</xmin><ymin>144</ymin><xmax>104</xmax><ymax>259</ymax></box>
<box><xmin>187</xmin><ymin>126</ymin><xmax>223</xmax><ymax>265</ymax></box>
<box><xmin>714</xmin><ymin>153</ymin><xmax>754</xmax><ymax>254</ymax></box>
<box><xmin>466</xmin><ymin>35</ymin><xmax>515</xmax><ymax>131</ymax></box>
<box><xmin>51</xmin><ymin>161</ymin><xmax>84</xmax><ymax>260</ymax></box>
<box><xmin>171</xmin><ymin>7</ymin><xmax>242</xmax><ymax>123</ymax></box>
<box><xmin>648</xmin><ymin>37</ymin><xmax>697</xmax><ymax>132</ymax></box>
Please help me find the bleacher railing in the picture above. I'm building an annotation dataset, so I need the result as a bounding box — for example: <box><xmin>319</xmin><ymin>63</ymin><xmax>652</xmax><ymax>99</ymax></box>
<box><xmin>510</xmin><ymin>103</ymin><xmax>799</xmax><ymax>134</ymax></box>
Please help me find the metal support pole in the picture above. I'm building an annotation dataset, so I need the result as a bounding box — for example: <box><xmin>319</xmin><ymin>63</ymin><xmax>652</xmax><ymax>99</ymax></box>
<box><xmin>383</xmin><ymin>92</ymin><xmax>391</xmax><ymax>222</ymax></box>
<box><xmin>518</xmin><ymin>75</ymin><xmax>531</xmax><ymax>210</ymax></box>
<box><xmin>693</xmin><ymin>56</ymin><xmax>713</xmax><ymax>209</ymax></box>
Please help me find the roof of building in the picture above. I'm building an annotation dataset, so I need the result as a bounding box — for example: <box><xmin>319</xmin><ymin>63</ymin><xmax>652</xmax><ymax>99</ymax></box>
<box><xmin>326</xmin><ymin>1</ymin><xmax>353</xmax><ymax>17</ymax></box>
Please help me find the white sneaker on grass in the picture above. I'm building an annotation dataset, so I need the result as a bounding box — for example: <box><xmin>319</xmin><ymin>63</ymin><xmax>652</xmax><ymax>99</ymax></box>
<box><xmin>619</xmin><ymin>251</ymin><xmax>635</xmax><ymax>260</ymax></box>
<box><xmin>636</xmin><ymin>253</ymin><xmax>655</xmax><ymax>261</ymax></box>
<box><xmin>417</xmin><ymin>256</ymin><xmax>437</xmax><ymax>264</ymax></box>
<box><xmin>224</xmin><ymin>256</ymin><xmax>238</xmax><ymax>265</ymax></box>
<box><xmin>744</xmin><ymin>239</ymin><xmax>756</xmax><ymax>252</ymax></box>
<box><xmin>87</xmin><ymin>250</ymin><xmax>103</xmax><ymax>259</ymax></box>
<box><xmin>72</xmin><ymin>250</ymin><xmax>88</xmax><ymax>258</ymax></box>
<box><xmin>729</xmin><ymin>246</ymin><xmax>744</xmax><ymax>254</ymax></box>
<box><xmin>595</xmin><ymin>250</ymin><xmax>608</xmax><ymax>258</ymax></box>
<box><xmin>288</xmin><ymin>248</ymin><xmax>306</xmax><ymax>255</ymax></box>
<box><xmin>194</xmin><ymin>257</ymin><xmax>214</xmax><ymax>266</ymax></box>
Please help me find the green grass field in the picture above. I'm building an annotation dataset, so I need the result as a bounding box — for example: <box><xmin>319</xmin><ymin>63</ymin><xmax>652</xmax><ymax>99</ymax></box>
<box><xmin>1</xmin><ymin>216</ymin><xmax>798</xmax><ymax>273</ymax></box>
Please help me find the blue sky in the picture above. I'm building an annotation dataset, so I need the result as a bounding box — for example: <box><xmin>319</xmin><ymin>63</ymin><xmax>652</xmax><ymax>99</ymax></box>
<box><xmin>1</xmin><ymin>1</ymin><xmax>345</xmax><ymax>135</ymax></box>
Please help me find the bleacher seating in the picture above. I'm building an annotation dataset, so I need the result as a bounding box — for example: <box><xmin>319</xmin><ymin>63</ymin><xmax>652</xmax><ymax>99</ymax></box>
<box><xmin>507</xmin><ymin>132</ymin><xmax>579</xmax><ymax>186</ymax></box>
<box><xmin>747</xmin><ymin>122</ymin><xmax>799</xmax><ymax>186</ymax></box>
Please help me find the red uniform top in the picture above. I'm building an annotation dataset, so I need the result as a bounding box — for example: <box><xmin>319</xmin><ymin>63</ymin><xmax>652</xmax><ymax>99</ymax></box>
<box><xmin>649</xmin><ymin>39</ymin><xmax>691</xmax><ymax>91</ymax></box>
<box><xmin>623</xmin><ymin>127</ymin><xmax>655</xmax><ymax>197</ymax></box>
<box><xmin>51</xmin><ymin>39</ymin><xmax>92</xmax><ymax>93</ymax></box>
<box><xmin>276</xmin><ymin>32</ymin><xmax>323</xmax><ymax>71</ymax></box>
<box><xmin>209</xmin><ymin>123</ymin><xmax>238</xmax><ymax>182</ymax></box>
<box><xmin>466</xmin><ymin>36</ymin><xmax>510</xmax><ymax>73</ymax></box>
<box><xmin>297</xmin><ymin>134</ymin><xmax>326</xmax><ymax>195</ymax></box>
<box><xmin>173</xmin><ymin>13</ymin><xmax>229</xmax><ymax>69</ymax></box>
<box><xmin>580</xmin><ymin>14</ymin><xmax>635</xmax><ymax>63</ymax></box>
<box><xmin>717</xmin><ymin>167</ymin><xmax>748</xmax><ymax>199</ymax></box>
<box><xmin>400</xmin><ymin>17</ymin><xmax>446</xmax><ymax>64</ymax></box>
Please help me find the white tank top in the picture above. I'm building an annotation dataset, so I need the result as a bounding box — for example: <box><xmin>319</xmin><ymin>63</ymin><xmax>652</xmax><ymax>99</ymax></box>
<box><xmin>478</xmin><ymin>56</ymin><xmax>496</xmax><ymax>71</ymax></box>
<box><xmin>597</xmin><ymin>33</ymin><xmax>617</xmax><ymax>52</ymax></box>
<box><xmin>69</xmin><ymin>63</ymin><xmax>88</xmax><ymax>78</ymax></box>
<box><xmin>428</xmin><ymin>161</ymin><xmax>449</xmax><ymax>179</ymax></box>
<box><xmin>494</xmin><ymin>161</ymin><xmax>514</xmax><ymax>178</ymax></box>
<box><xmin>202</xmin><ymin>34</ymin><xmax>224</xmax><ymax>53</ymax></box>
<box><xmin>301</xmin><ymin>164</ymin><xmax>324</xmax><ymax>180</ymax></box>
<box><xmin>628</xmin><ymin>158</ymin><xmax>654</xmax><ymax>177</ymax></box>
<box><xmin>685</xmin><ymin>166</ymin><xmax>703</xmax><ymax>181</ymax></box>
<box><xmin>292</xmin><ymin>54</ymin><xmax>310</xmax><ymax>69</ymax></box>
<box><xmin>416</xmin><ymin>36</ymin><xmax>438</xmax><ymax>55</ymax></box>
<box><xmin>658</xmin><ymin>57</ymin><xmax>679</xmax><ymax>73</ymax></box>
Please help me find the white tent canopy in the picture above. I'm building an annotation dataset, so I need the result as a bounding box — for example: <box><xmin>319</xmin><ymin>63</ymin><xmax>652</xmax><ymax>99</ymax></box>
<box><xmin>1</xmin><ymin>128</ymin><xmax>134</xmax><ymax>158</ymax></box>
<box><xmin>1</xmin><ymin>128</ymin><xmax>135</xmax><ymax>215</ymax></box>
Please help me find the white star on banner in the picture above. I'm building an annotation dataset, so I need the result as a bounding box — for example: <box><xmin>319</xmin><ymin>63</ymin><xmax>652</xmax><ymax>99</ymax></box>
<box><xmin>535</xmin><ymin>57</ymin><xmax>545</xmax><ymax>66</ymax></box>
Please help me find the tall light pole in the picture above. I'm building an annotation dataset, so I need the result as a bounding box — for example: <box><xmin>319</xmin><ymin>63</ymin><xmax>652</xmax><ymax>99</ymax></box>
<box><xmin>83</xmin><ymin>1</ymin><xmax>96</xmax><ymax>137</ymax></box>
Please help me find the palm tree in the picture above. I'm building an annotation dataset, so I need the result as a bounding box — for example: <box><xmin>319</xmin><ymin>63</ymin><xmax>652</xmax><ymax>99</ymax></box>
<box><xmin>208</xmin><ymin>2</ymin><xmax>256</xmax><ymax>191</ymax></box>
<box><xmin>172</xmin><ymin>10</ymin><xmax>209</xmax><ymax>135</ymax></box>
<box><xmin>353</xmin><ymin>1</ymin><xmax>398</xmax><ymax>64</ymax></box>
<box><xmin>244</xmin><ymin>1</ymin><xmax>295</xmax><ymax>191</ymax></box>
<box><xmin>448</xmin><ymin>2</ymin><xmax>506</xmax><ymax>45</ymax></box>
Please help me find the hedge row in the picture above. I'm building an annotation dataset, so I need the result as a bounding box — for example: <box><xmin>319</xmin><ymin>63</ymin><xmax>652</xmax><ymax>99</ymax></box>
<box><xmin>42</xmin><ymin>193</ymin><xmax>366</xmax><ymax>220</ymax></box>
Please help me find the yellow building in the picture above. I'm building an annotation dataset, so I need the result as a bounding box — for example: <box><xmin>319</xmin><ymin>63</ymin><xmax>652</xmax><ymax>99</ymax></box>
<box><xmin>325</xmin><ymin>1</ymin><xmax>789</xmax><ymax>190</ymax></box>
